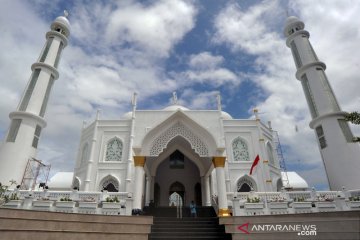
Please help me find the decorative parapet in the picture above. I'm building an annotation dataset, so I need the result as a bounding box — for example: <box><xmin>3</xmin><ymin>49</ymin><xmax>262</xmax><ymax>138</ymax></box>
<box><xmin>229</xmin><ymin>189</ymin><xmax>360</xmax><ymax>216</ymax></box>
<box><xmin>1</xmin><ymin>190</ymin><xmax>132</xmax><ymax>216</ymax></box>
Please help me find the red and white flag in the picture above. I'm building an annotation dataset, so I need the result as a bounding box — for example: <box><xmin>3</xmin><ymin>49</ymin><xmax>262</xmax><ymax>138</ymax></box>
<box><xmin>250</xmin><ymin>155</ymin><xmax>260</xmax><ymax>175</ymax></box>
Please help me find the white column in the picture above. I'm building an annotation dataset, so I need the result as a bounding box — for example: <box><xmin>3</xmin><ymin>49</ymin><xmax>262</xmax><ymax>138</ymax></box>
<box><xmin>213</xmin><ymin>157</ymin><xmax>230</xmax><ymax>217</ymax></box>
<box><xmin>125</xmin><ymin>93</ymin><xmax>137</xmax><ymax>193</ymax></box>
<box><xmin>133</xmin><ymin>156</ymin><xmax>146</xmax><ymax>212</ymax></box>
<box><xmin>204</xmin><ymin>175</ymin><xmax>211</xmax><ymax>206</ymax></box>
<box><xmin>145</xmin><ymin>176</ymin><xmax>151</xmax><ymax>206</ymax></box>
<box><xmin>224</xmin><ymin>161</ymin><xmax>231</xmax><ymax>192</ymax></box>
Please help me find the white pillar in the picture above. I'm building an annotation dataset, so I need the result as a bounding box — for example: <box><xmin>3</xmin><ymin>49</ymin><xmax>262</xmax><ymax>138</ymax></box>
<box><xmin>145</xmin><ymin>176</ymin><xmax>151</xmax><ymax>206</ymax></box>
<box><xmin>125</xmin><ymin>93</ymin><xmax>137</xmax><ymax>193</ymax></box>
<box><xmin>224</xmin><ymin>161</ymin><xmax>231</xmax><ymax>192</ymax></box>
<box><xmin>0</xmin><ymin>13</ymin><xmax>70</xmax><ymax>186</ymax></box>
<box><xmin>133</xmin><ymin>156</ymin><xmax>146</xmax><ymax>212</ymax></box>
<box><xmin>213</xmin><ymin>157</ymin><xmax>230</xmax><ymax>217</ymax></box>
<box><xmin>204</xmin><ymin>175</ymin><xmax>211</xmax><ymax>206</ymax></box>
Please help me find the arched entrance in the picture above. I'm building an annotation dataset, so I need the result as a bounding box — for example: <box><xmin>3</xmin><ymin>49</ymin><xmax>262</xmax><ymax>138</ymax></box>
<box><xmin>237</xmin><ymin>175</ymin><xmax>257</xmax><ymax>192</ymax></box>
<box><xmin>99</xmin><ymin>175</ymin><xmax>119</xmax><ymax>192</ymax></box>
<box><xmin>153</xmin><ymin>146</ymin><xmax>202</xmax><ymax>206</ymax></box>
<box><xmin>169</xmin><ymin>182</ymin><xmax>185</xmax><ymax>206</ymax></box>
<box><xmin>141</xmin><ymin>116</ymin><xmax>218</xmax><ymax>209</ymax></box>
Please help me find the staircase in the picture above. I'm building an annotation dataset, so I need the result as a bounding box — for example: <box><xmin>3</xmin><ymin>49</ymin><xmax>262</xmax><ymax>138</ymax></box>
<box><xmin>146</xmin><ymin>206</ymin><xmax>232</xmax><ymax>240</ymax></box>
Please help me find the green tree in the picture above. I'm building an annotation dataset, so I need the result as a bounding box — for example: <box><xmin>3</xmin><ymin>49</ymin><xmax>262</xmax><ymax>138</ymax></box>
<box><xmin>345</xmin><ymin>112</ymin><xmax>360</xmax><ymax>125</ymax></box>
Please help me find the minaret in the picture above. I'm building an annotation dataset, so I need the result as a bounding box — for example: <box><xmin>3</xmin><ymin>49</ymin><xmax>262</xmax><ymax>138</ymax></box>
<box><xmin>284</xmin><ymin>16</ymin><xmax>360</xmax><ymax>190</ymax></box>
<box><xmin>0</xmin><ymin>12</ymin><xmax>70</xmax><ymax>186</ymax></box>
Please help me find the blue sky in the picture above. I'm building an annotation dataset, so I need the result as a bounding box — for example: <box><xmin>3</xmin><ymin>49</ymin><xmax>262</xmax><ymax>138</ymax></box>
<box><xmin>1</xmin><ymin>0</ymin><xmax>360</xmax><ymax>190</ymax></box>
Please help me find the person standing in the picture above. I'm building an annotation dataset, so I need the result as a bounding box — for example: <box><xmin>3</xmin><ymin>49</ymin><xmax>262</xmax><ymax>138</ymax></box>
<box><xmin>190</xmin><ymin>200</ymin><xmax>197</xmax><ymax>217</ymax></box>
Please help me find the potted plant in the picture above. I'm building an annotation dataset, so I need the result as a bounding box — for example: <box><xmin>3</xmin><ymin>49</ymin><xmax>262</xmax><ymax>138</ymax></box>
<box><xmin>291</xmin><ymin>197</ymin><xmax>312</xmax><ymax>210</ymax></box>
<box><xmin>244</xmin><ymin>197</ymin><xmax>264</xmax><ymax>209</ymax></box>
<box><xmin>79</xmin><ymin>197</ymin><xmax>98</xmax><ymax>209</ymax></box>
<box><xmin>56</xmin><ymin>196</ymin><xmax>75</xmax><ymax>208</ymax></box>
<box><xmin>269</xmin><ymin>196</ymin><xmax>288</xmax><ymax>209</ymax></box>
<box><xmin>315</xmin><ymin>195</ymin><xmax>336</xmax><ymax>210</ymax></box>
<box><xmin>102</xmin><ymin>196</ymin><xmax>121</xmax><ymax>209</ymax></box>
<box><xmin>33</xmin><ymin>197</ymin><xmax>53</xmax><ymax>208</ymax></box>
<box><xmin>4</xmin><ymin>192</ymin><xmax>23</xmax><ymax>208</ymax></box>
<box><xmin>348</xmin><ymin>196</ymin><xmax>360</xmax><ymax>208</ymax></box>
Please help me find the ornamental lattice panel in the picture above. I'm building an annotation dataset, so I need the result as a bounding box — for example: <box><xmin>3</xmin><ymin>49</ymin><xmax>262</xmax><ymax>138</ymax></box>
<box><xmin>149</xmin><ymin>121</ymin><xmax>209</xmax><ymax>157</ymax></box>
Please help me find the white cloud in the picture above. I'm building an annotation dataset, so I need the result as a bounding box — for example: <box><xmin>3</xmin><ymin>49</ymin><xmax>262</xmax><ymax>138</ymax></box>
<box><xmin>189</xmin><ymin>52</ymin><xmax>224</xmax><ymax>69</ymax></box>
<box><xmin>177</xmin><ymin>89</ymin><xmax>219</xmax><ymax>110</ymax></box>
<box><xmin>170</xmin><ymin>52</ymin><xmax>240</xmax><ymax>87</ymax></box>
<box><xmin>99</xmin><ymin>0</ymin><xmax>197</xmax><ymax>58</ymax></box>
<box><xmin>0</xmin><ymin>0</ymin><xmax>198</xmax><ymax>175</ymax></box>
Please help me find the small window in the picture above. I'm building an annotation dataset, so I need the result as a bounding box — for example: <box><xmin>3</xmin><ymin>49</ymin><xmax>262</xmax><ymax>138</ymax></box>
<box><xmin>301</xmin><ymin>74</ymin><xmax>318</xmax><ymax>118</ymax></box>
<box><xmin>232</xmin><ymin>137</ymin><xmax>250</xmax><ymax>161</ymax></box>
<box><xmin>19</xmin><ymin>69</ymin><xmax>41</xmax><ymax>111</ymax></box>
<box><xmin>315</xmin><ymin>125</ymin><xmax>327</xmax><ymax>149</ymax></box>
<box><xmin>105</xmin><ymin>138</ymin><xmax>123</xmax><ymax>161</ymax></box>
<box><xmin>32</xmin><ymin>125</ymin><xmax>42</xmax><ymax>148</ymax></box>
<box><xmin>169</xmin><ymin>150</ymin><xmax>184</xmax><ymax>169</ymax></box>
<box><xmin>290</xmin><ymin>41</ymin><xmax>302</xmax><ymax>68</ymax></box>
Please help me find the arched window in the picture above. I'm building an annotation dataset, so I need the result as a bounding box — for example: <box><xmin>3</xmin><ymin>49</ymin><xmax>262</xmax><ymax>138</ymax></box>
<box><xmin>232</xmin><ymin>137</ymin><xmax>249</xmax><ymax>161</ymax></box>
<box><xmin>105</xmin><ymin>138</ymin><xmax>123</xmax><ymax>161</ymax></box>
<box><xmin>81</xmin><ymin>143</ymin><xmax>89</xmax><ymax>165</ymax></box>
<box><xmin>237</xmin><ymin>175</ymin><xmax>257</xmax><ymax>192</ymax></box>
<box><xmin>276</xmin><ymin>178</ymin><xmax>283</xmax><ymax>192</ymax></box>
<box><xmin>72</xmin><ymin>177</ymin><xmax>81</xmax><ymax>190</ymax></box>
<box><xmin>100</xmin><ymin>175</ymin><xmax>119</xmax><ymax>192</ymax></box>
<box><xmin>266</xmin><ymin>143</ymin><xmax>275</xmax><ymax>166</ymax></box>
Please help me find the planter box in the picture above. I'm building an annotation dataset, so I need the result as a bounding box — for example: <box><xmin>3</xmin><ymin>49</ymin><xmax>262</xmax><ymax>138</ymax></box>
<box><xmin>269</xmin><ymin>202</ymin><xmax>288</xmax><ymax>209</ymax></box>
<box><xmin>79</xmin><ymin>202</ymin><xmax>97</xmax><ymax>209</ymax></box>
<box><xmin>56</xmin><ymin>201</ymin><xmax>76</xmax><ymax>208</ymax></box>
<box><xmin>316</xmin><ymin>201</ymin><xmax>336</xmax><ymax>209</ymax></box>
<box><xmin>102</xmin><ymin>202</ymin><xmax>121</xmax><ymax>209</ymax></box>
<box><xmin>4</xmin><ymin>200</ymin><xmax>23</xmax><ymax>208</ymax></box>
<box><xmin>292</xmin><ymin>202</ymin><xmax>312</xmax><ymax>209</ymax></box>
<box><xmin>33</xmin><ymin>200</ymin><xmax>53</xmax><ymax>208</ymax></box>
<box><xmin>244</xmin><ymin>203</ymin><xmax>264</xmax><ymax>209</ymax></box>
<box><xmin>348</xmin><ymin>201</ymin><xmax>360</xmax><ymax>208</ymax></box>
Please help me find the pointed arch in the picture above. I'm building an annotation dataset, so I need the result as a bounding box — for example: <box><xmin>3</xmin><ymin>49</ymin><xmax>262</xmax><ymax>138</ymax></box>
<box><xmin>99</xmin><ymin>175</ymin><xmax>120</xmax><ymax>192</ymax></box>
<box><xmin>236</xmin><ymin>175</ymin><xmax>257</xmax><ymax>192</ymax></box>
<box><xmin>141</xmin><ymin>111</ymin><xmax>218</xmax><ymax>157</ymax></box>
<box><xmin>150</xmin><ymin>121</ymin><xmax>208</xmax><ymax>157</ymax></box>
<box><xmin>232</xmin><ymin>137</ymin><xmax>249</xmax><ymax>161</ymax></box>
<box><xmin>105</xmin><ymin>137</ymin><xmax>123</xmax><ymax>162</ymax></box>
<box><xmin>276</xmin><ymin>177</ymin><xmax>283</xmax><ymax>192</ymax></box>
<box><xmin>72</xmin><ymin>176</ymin><xmax>81</xmax><ymax>190</ymax></box>
<box><xmin>169</xmin><ymin>181</ymin><xmax>185</xmax><ymax>192</ymax></box>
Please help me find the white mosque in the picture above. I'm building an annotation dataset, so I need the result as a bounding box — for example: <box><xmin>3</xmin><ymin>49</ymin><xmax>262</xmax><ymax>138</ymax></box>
<box><xmin>0</xmin><ymin>12</ymin><xmax>359</xmax><ymax>216</ymax></box>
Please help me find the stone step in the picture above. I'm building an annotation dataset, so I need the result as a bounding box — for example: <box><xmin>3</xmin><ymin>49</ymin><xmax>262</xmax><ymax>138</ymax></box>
<box><xmin>148</xmin><ymin>207</ymin><xmax>231</xmax><ymax>240</ymax></box>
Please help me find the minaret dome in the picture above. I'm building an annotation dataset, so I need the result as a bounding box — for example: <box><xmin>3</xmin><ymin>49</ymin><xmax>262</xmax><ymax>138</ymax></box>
<box><xmin>51</xmin><ymin>15</ymin><xmax>70</xmax><ymax>38</ymax></box>
<box><xmin>284</xmin><ymin>16</ymin><xmax>305</xmax><ymax>37</ymax></box>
